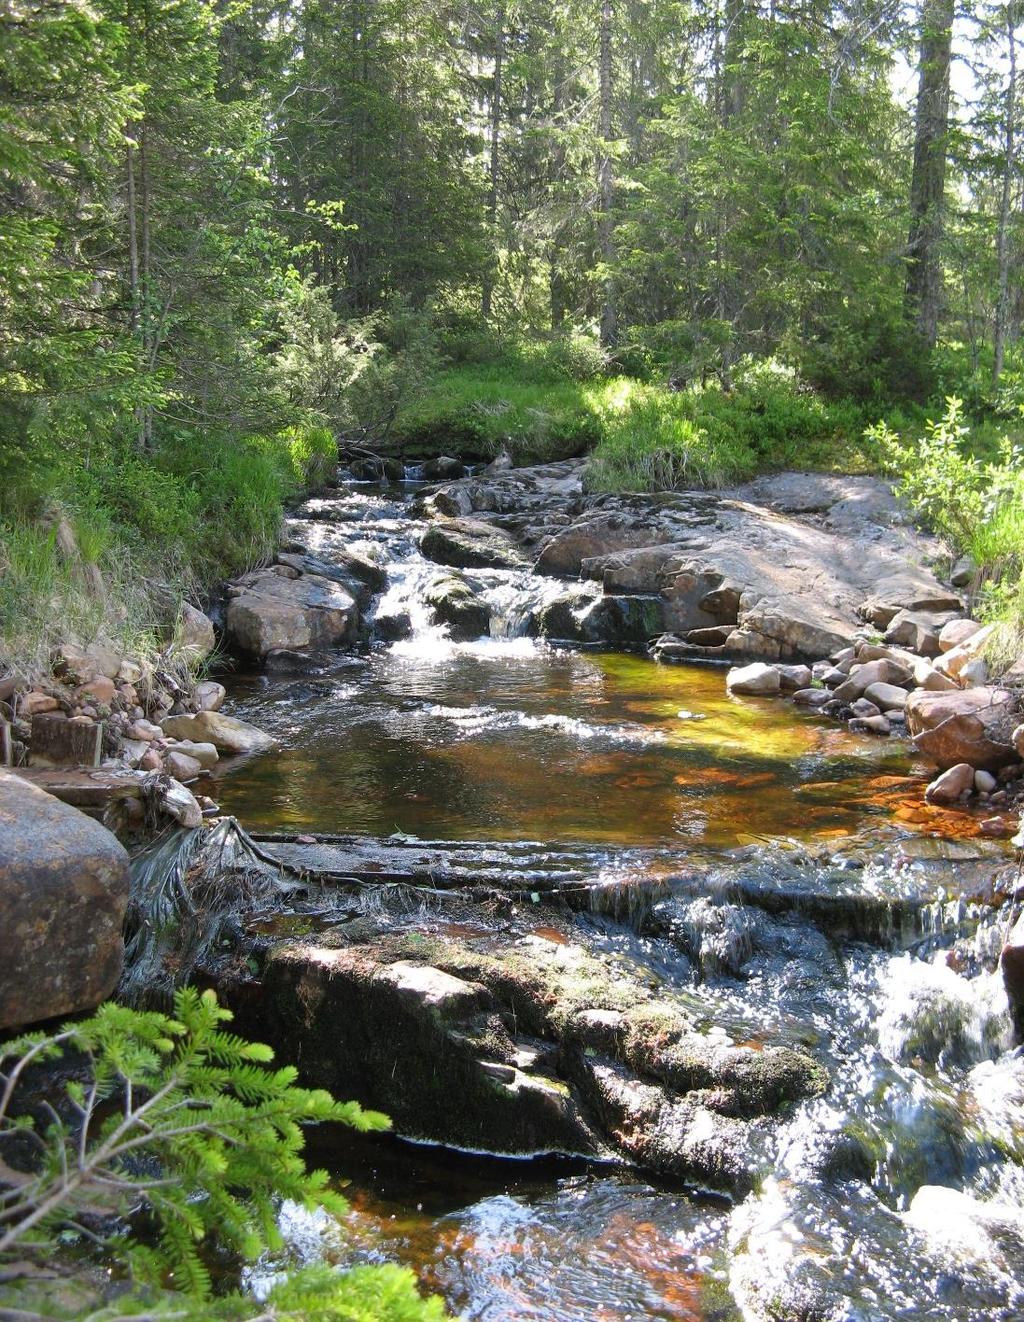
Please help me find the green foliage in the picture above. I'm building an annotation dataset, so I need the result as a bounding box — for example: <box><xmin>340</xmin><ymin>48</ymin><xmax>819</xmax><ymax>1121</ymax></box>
<box><xmin>252</xmin><ymin>1263</ymin><xmax>449</xmax><ymax>1321</ymax></box>
<box><xmin>394</xmin><ymin>353</ymin><xmax>870</xmax><ymax>484</ymax></box>
<box><xmin>871</xmin><ymin>397</ymin><xmax>1024</xmax><ymax>667</ymax></box>
<box><xmin>0</xmin><ymin>990</ymin><xmax>449</xmax><ymax>1321</ymax></box>
<box><xmin>868</xmin><ymin>397</ymin><xmax>987</xmax><ymax>547</ymax></box>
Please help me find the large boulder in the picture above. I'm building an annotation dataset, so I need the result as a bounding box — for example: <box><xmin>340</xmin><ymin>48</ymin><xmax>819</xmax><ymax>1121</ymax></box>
<box><xmin>173</xmin><ymin>603</ymin><xmax>216</xmax><ymax>659</ymax></box>
<box><xmin>350</xmin><ymin>455</ymin><xmax>403</xmax><ymax>482</ymax></box>
<box><xmin>0</xmin><ymin>770</ymin><xmax>129</xmax><ymax>1030</ymax></box>
<box><xmin>281</xmin><ymin>549</ymin><xmax>386</xmax><ymax>607</ymax></box>
<box><xmin>225</xmin><ymin>570</ymin><xmax>358</xmax><ymax>661</ymax></box>
<box><xmin>934</xmin><ymin>624</ymin><xmax>996</xmax><ymax>682</ymax></box>
<box><xmin>420</xmin><ymin>519</ymin><xmax>527</xmax><ymax>570</ymax></box>
<box><xmin>883</xmin><ymin>608</ymin><xmax>961</xmax><ymax>657</ymax></box>
<box><xmin>939</xmin><ymin>617</ymin><xmax>983</xmax><ymax>653</ymax></box>
<box><xmin>905</xmin><ymin>686</ymin><xmax>1019</xmax><ymax>770</ymax></box>
<box><xmin>727</xmin><ymin>663</ymin><xmax>781</xmax><ymax>696</ymax></box>
<box><xmin>161</xmin><ymin>710</ymin><xmax>275</xmax><ymax>755</ymax></box>
<box><xmin>572</xmin><ymin>594</ymin><xmax>665</xmax><ymax>645</ymax></box>
<box><xmin>535</xmin><ymin>516</ymin><xmax>667</xmax><ymax>577</ymax></box>
<box><xmin>222</xmin><ymin>927</ymin><xmax>824</xmax><ymax>1188</ymax></box>
<box><xmin>241</xmin><ymin>943</ymin><xmax>601</xmax><ymax>1158</ymax></box>
<box><xmin>420</xmin><ymin>455</ymin><xmax>466</xmax><ymax>480</ymax></box>
<box><xmin>924</xmin><ymin>763</ymin><xmax>976</xmax><ymax>805</ymax></box>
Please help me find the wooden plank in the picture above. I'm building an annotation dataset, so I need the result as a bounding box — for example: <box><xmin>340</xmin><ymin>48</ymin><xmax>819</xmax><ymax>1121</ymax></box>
<box><xmin>0</xmin><ymin>719</ymin><xmax>11</xmax><ymax>768</ymax></box>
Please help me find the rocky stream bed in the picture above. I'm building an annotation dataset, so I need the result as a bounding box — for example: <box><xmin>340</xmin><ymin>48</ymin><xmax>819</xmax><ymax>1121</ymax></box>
<box><xmin>4</xmin><ymin>462</ymin><xmax>1024</xmax><ymax>1320</ymax></box>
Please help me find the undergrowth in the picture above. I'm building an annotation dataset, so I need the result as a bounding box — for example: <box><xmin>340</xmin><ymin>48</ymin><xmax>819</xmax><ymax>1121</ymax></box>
<box><xmin>869</xmin><ymin>397</ymin><xmax>1024</xmax><ymax>674</ymax></box>
<box><xmin>0</xmin><ymin>988</ymin><xmax>447</xmax><ymax>1320</ymax></box>
<box><xmin>0</xmin><ymin>426</ymin><xmax>335</xmax><ymax>677</ymax></box>
<box><xmin>390</xmin><ymin>353</ymin><xmax>873</xmax><ymax>484</ymax></box>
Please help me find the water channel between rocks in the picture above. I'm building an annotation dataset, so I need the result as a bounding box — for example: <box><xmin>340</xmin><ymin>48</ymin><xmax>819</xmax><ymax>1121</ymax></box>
<box><xmin>201</xmin><ymin>477</ymin><xmax>1023</xmax><ymax>1321</ymax></box>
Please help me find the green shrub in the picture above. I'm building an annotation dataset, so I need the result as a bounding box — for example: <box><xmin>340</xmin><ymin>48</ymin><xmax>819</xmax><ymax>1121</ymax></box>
<box><xmin>0</xmin><ymin>989</ymin><xmax>447</xmax><ymax>1320</ymax></box>
<box><xmin>547</xmin><ymin>332</ymin><xmax>609</xmax><ymax>382</ymax></box>
<box><xmin>868</xmin><ymin>397</ymin><xmax>986</xmax><ymax>548</ymax></box>
<box><xmin>870</xmin><ymin>398</ymin><xmax>1024</xmax><ymax>671</ymax></box>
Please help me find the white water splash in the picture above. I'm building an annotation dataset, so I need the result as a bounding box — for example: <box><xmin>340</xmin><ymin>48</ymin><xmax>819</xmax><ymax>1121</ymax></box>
<box><xmin>424</xmin><ymin>703</ymin><xmax>666</xmax><ymax>744</ymax></box>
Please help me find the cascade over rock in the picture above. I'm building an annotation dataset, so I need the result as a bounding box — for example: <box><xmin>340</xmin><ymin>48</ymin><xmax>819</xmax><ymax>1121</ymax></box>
<box><xmin>421</xmin><ymin>464</ymin><xmax>960</xmax><ymax>662</ymax></box>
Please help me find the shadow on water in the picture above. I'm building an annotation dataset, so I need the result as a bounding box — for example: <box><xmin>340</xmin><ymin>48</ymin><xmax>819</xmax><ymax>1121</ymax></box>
<box><xmin>248</xmin><ymin>1129</ymin><xmax>737</xmax><ymax>1321</ymax></box>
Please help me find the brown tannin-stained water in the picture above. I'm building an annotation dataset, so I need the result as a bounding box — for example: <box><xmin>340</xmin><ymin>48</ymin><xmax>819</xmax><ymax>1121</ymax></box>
<box><xmin>216</xmin><ymin>647</ymin><xmax>930</xmax><ymax>849</ymax></box>
<box><xmin>207</xmin><ymin>477</ymin><xmax>1024</xmax><ymax>1321</ymax></box>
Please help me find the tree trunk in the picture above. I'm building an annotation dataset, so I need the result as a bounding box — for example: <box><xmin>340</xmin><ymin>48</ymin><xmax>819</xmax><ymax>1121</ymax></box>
<box><xmin>905</xmin><ymin>0</ymin><xmax>954</xmax><ymax>348</ymax></box>
<box><xmin>139</xmin><ymin>119</ymin><xmax>153</xmax><ymax>450</ymax></box>
<box><xmin>482</xmin><ymin>2</ymin><xmax>504</xmax><ymax>319</ymax></box>
<box><xmin>126</xmin><ymin>140</ymin><xmax>140</xmax><ymax>336</ymax></box>
<box><xmin>994</xmin><ymin>12</ymin><xmax>1017</xmax><ymax>385</ymax></box>
<box><xmin>598</xmin><ymin>0</ymin><xmax>617</xmax><ymax>348</ymax></box>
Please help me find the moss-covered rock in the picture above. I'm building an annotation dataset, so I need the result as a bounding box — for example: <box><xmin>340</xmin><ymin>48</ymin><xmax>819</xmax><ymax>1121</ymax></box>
<box><xmin>423</xmin><ymin>574</ymin><xmax>491</xmax><ymax>640</ymax></box>
<box><xmin>222</xmin><ymin>922</ymin><xmax>827</xmax><ymax>1191</ymax></box>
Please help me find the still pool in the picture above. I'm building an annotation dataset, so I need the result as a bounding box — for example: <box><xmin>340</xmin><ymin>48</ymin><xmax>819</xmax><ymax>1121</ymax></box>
<box><xmin>213</xmin><ymin>647</ymin><xmax>947</xmax><ymax>849</ymax></box>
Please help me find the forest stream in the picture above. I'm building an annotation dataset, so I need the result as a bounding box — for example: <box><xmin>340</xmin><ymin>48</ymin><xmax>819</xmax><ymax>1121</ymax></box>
<box><xmin>165</xmin><ymin>474</ymin><xmax>1024</xmax><ymax>1321</ymax></box>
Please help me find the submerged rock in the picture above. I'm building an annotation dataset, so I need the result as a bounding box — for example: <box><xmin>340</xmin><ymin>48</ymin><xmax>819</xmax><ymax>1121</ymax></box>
<box><xmin>0</xmin><ymin>770</ymin><xmax>129</xmax><ymax>1030</ymax></box>
<box><xmin>731</xmin><ymin>1177</ymin><xmax>1024</xmax><ymax>1322</ymax></box>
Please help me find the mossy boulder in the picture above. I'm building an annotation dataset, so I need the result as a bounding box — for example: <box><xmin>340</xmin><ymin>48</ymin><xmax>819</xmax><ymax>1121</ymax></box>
<box><xmin>224</xmin><ymin>924</ymin><xmax>827</xmax><ymax>1192</ymax></box>
<box><xmin>424</xmin><ymin>574</ymin><xmax>491</xmax><ymax>641</ymax></box>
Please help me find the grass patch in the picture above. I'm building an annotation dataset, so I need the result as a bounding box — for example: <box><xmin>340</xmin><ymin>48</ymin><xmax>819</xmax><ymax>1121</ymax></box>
<box><xmin>0</xmin><ymin>426</ymin><xmax>336</xmax><ymax>677</ymax></box>
<box><xmin>389</xmin><ymin>363</ymin><xmax>603</xmax><ymax>462</ymax></box>
<box><xmin>391</xmin><ymin>354</ymin><xmax>873</xmax><ymax>487</ymax></box>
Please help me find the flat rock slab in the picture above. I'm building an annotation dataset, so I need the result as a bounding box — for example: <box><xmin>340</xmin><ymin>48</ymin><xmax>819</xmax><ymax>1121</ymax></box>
<box><xmin>0</xmin><ymin>770</ymin><xmax>129</xmax><ymax>1029</ymax></box>
<box><xmin>11</xmin><ymin>767</ymin><xmax>145</xmax><ymax>813</ymax></box>
<box><xmin>425</xmin><ymin>466</ymin><xmax>958</xmax><ymax>662</ymax></box>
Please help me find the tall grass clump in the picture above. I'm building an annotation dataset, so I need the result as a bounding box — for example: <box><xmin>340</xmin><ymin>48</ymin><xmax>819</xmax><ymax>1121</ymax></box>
<box><xmin>0</xmin><ymin>424</ymin><xmax>337</xmax><ymax>677</ymax></box>
<box><xmin>869</xmin><ymin>397</ymin><xmax>1024</xmax><ymax>673</ymax></box>
<box><xmin>391</xmin><ymin>350</ymin><xmax>868</xmax><ymax>480</ymax></box>
<box><xmin>583</xmin><ymin>388</ymin><xmax>755</xmax><ymax>491</ymax></box>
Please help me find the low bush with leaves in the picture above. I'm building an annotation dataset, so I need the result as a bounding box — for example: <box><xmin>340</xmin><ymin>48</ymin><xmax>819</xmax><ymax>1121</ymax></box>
<box><xmin>0</xmin><ymin>988</ymin><xmax>447</xmax><ymax>1320</ymax></box>
<box><xmin>868</xmin><ymin>396</ymin><xmax>1024</xmax><ymax>669</ymax></box>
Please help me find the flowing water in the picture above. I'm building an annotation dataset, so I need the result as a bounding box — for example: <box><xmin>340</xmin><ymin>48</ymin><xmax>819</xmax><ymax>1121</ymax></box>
<box><xmin>210</xmin><ymin>475</ymin><xmax>1023</xmax><ymax>1321</ymax></box>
